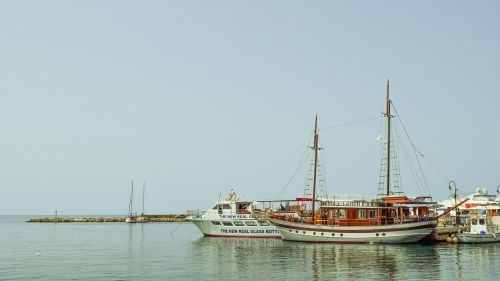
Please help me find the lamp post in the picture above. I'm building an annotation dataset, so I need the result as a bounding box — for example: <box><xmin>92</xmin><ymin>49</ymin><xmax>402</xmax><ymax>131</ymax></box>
<box><xmin>448</xmin><ymin>181</ymin><xmax>459</xmax><ymax>226</ymax></box>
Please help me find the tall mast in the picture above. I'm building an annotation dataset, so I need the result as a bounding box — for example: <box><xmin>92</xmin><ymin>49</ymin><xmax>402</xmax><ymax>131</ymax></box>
<box><xmin>142</xmin><ymin>181</ymin><xmax>145</xmax><ymax>216</ymax></box>
<box><xmin>386</xmin><ymin>80</ymin><xmax>391</xmax><ymax>196</ymax></box>
<box><xmin>129</xmin><ymin>180</ymin><xmax>134</xmax><ymax>217</ymax></box>
<box><xmin>311</xmin><ymin>115</ymin><xmax>319</xmax><ymax>224</ymax></box>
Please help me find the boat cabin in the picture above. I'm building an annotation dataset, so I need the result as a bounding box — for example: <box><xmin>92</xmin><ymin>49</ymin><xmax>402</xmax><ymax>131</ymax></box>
<box><xmin>312</xmin><ymin>196</ymin><xmax>433</xmax><ymax>226</ymax></box>
<box><xmin>466</xmin><ymin>214</ymin><xmax>499</xmax><ymax>235</ymax></box>
<box><xmin>211</xmin><ymin>201</ymin><xmax>252</xmax><ymax>215</ymax></box>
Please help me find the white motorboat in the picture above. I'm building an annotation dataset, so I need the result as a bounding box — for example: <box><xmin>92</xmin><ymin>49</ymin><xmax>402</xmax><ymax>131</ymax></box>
<box><xmin>191</xmin><ymin>189</ymin><xmax>297</xmax><ymax>238</ymax></box>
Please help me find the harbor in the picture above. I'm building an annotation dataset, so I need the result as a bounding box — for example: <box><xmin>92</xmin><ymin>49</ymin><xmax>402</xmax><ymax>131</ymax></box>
<box><xmin>3</xmin><ymin>1</ymin><xmax>500</xmax><ymax>280</ymax></box>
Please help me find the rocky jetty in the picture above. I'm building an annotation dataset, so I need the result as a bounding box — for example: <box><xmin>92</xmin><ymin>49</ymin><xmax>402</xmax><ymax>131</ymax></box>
<box><xmin>28</xmin><ymin>215</ymin><xmax>187</xmax><ymax>223</ymax></box>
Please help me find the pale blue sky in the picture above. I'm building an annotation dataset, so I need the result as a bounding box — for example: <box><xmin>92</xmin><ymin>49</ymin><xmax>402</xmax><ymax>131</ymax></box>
<box><xmin>1</xmin><ymin>1</ymin><xmax>499</xmax><ymax>215</ymax></box>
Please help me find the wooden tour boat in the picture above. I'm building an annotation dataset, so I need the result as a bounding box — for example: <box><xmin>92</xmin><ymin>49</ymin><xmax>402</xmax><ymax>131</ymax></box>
<box><xmin>267</xmin><ymin>81</ymin><xmax>438</xmax><ymax>243</ymax></box>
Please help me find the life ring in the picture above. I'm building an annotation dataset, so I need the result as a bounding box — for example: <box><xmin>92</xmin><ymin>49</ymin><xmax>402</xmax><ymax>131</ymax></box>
<box><xmin>300</xmin><ymin>205</ymin><xmax>306</xmax><ymax>211</ymax></box>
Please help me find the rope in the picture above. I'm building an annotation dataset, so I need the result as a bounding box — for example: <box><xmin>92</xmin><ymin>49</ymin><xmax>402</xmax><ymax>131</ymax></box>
<box><xmin>391</xmin><ymin>102</ymin><xmax>436</xmax><ymax>195</ymax></box>
<box><xmin>253</xmin><ymin>133</ymin><xmax>312</xmax><ymax>201</ymax></box>
<box><xmin>392</xmin><ymin>101</ymin><xmax>451</xmax><ymax>182</ymax></box>
<box><xmin>169</xmin><ymin>222</ymin><xmax>183</xmax><ymax>236</ymax></box>
<box><xmin>321</xmin><ymin>116</ymin><xmax>379</xmax><ymax>130</ymax></box>
<box><xmin>272</xmin><ymin>144</ymin><xmax>309</xmax><ymax>200</ymax></box>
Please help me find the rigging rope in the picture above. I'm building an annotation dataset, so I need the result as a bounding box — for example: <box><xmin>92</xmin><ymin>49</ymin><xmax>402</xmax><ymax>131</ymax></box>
<box><xmin>391</xmin><ymin>102</ymin><xmax>435</xmax><ymax>196</ymax></box>
<box><xmin>253</xmin><ymin>133</ymin><xmax>312</xmax><ymax>201</ymax></box>
<box><xmin>393</xmin><ymin>122</ymin><xmax>427</xmax><ymax>195</ymax></box>
<box><xmin>272</xmin><ymin>145</ymin><xmax>309</xmax><ymax>200</ymax></box>
<box><xmin>321</xmin><ymin>116</ymin><xmax>379</xmax><ymax>130</ymax></box>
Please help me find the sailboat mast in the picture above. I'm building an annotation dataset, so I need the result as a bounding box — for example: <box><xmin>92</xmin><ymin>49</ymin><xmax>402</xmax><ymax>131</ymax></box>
<box><xmin>386</xmin><ymin>80</ymin><xmax>391</xmax><ymax>196</ymax></box>
<box><xmin>311</xmin><ymin>115</ymin><xmax>319</xmax><ymax>224</ymax></box>
<box><xmin>142</xmin><ymin>181</ymin><xmax>145</xmax><ymax>216</ymax></box>
<box><xmin>130</xmin><ymin>180</ymin><xmax>134</xmax><ymax>217</ymax></box>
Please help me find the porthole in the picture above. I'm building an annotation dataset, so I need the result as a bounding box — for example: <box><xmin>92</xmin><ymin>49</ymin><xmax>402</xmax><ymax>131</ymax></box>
<box><xmin>340</xmin><ymin>233</ymin><xmax>343</xmax><ymax>237</ymax></box>
<box><xmin>313</xmin><ymin>232</ymin><xmax>316</xmax><ymax>235</ymax></box>
<box><xmin>296</xmin><ymin>230</ymin><xmax>299</xmax><ymax>233</ymax></box>
<box><xmin>303</xmin><ymin>231</ymin><xmax>306</xmax><ymax>234</ymax></box>
<box><xmin>332</xmin><ymin>233</ymin><xmax>335</xmax><ymax>236</ymax></box>
<box><xmin>289</xmin><ymin>229</ymin><xmax>292</xmax><ymax>232</ymax></box>
<box><xmin>321</xmin><ymin>233</ymin><xmax>324</xmax><ymax>236</ymax></box>
<box><xmin>382</xmin><ymin>233</ymin><xmax>386</xmax><ymax>236</ymax></box>
<box><xmin>376</xmin><ymin>233</ymin><xmax>379</xmax><ymax>236</ymax></box>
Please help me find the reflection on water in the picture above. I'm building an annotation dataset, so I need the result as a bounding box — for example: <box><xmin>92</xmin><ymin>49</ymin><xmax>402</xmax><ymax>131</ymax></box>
<box><xmin>1</xmin><ymin>217</ymin><xmax>499</xmax><ymax>281</ymax></box>
<box><xmin>446</xmin><ymin>243</ymin><xmax>500</xmax><ymax>281</ymax></box>
<box><xmin>190</xmin><ymin>238</ymin><xmax>499</xmax><ymax>280</ymax></box>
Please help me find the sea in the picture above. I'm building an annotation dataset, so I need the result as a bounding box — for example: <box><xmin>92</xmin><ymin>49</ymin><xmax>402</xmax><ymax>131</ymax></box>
<box><xmin>0</xmin><ymin>215</ymin><xmax>498</xmax><ymax>281</ymax></box>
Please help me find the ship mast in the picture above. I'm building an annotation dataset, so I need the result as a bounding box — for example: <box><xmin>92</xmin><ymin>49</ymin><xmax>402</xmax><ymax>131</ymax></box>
<box><xmin>129</xmin><ymin>180</ymin><xmax>134</xmax><ymax>217</ymax></box>
<box><xmin>311</xmin><ymin>115</ymin><xmax>319</xmax><ymax>224</ymax></box>
<box><xmin>385</xmin><ymin>80</ymin><xmax>391</xmax><ymax>196</ymax></box>
<box><xmin>142</xmin><ymin>181</ymin><xmax>145</xmax><ymax>216</ymax></box>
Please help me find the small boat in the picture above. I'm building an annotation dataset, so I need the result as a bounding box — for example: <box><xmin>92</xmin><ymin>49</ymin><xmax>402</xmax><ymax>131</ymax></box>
<box><xmin>136</xmin><ymin>182</ymin><xmax>148</xmax><ymax>223</ymax></box>
<box><xmin>191</xmin><ymin>188</ymin><xmax>298</xmax><ymax>238</ymax></box>
<box><xmin>267</xmin><ymin>81</ymin><xmax>437</xmax><ymax>244</ymax></box>
<box><xmin>125</xmin><ymin>181</ymin><xmax>137</xmax><ymax>223</ymax></box>
<box><xmin>457</xmin><ymin>213</ymin><xmax>500</xmax><ymax>243</ymax></box>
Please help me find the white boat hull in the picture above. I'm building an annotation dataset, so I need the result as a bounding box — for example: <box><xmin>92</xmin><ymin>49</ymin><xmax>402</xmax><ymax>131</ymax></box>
<box><xmin>136</xmin><ymin>216</ymin><xmax>148</xmax><ymax>223</ymax></box>
<box><xmin>192</xmin><ymin>219</ymin><xmax>281</xmax><ymax>238</ymax></box>
<box><xmin>125</xmin><ymin>217</ymin><xmax>136</xmax><ymax>223</ymax></box>
<box><xmin>457</xmin><ymin>233</ymin><xmax>500</xmax><ymax>243</ymax></box>
<box><xmin>268</xmin><ymin>218</ymin><xmax>436</xmax><ymax>244</ymax></box>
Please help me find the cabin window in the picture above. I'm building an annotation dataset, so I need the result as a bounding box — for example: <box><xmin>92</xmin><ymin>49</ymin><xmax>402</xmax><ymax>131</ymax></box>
<box><xmin>245</xmin><ymin>221</ymin><xmax>257</xmax><ymax>226</ymax></box>
<box><xmin>258</xmin><ymin>221</ymin><xmax>270</xmax><ymax>226</ymax></box>
<box><xmin>211</xmin><ymin>221</ymin><xmax>221</xmax><ymax>225</ymax></box>
<box><xmin>358</xmin><ymin>209</ymin><xmax>366</xmax><ymax>219</ymax></box>
<box><xmin>222</xmin><ymin>204</ymin><xmax>231</xmax><ymax>209</ymax></box>
<box><xmin>222</xmin><ymin>221</ymin><xmax>233</xmax><ymax>226</ymax></box>
<box><xmin>338</xmin><ymin>209</ymin><xmax>346</xmax><ymax>218</ymax></box>
<box><xmin>369</xmin><ymin>210</ymin><xmax>377</xmax><ymax>219</ymax></box>
<box><xmin>471</xmin><ymin>219</ymin><xmax>477</xmax><ymax>225</ymax></box>
<box><xmin>461</xmin><ymin>210</ymin><xmax>469</xmax><ymax>215</ymax></box>
<box><xmin>479</xmin><ymin>219</ymin><xmax>485</xmax><ymax>225</ymax></box>
<box><xmin>233</xmin><ymin>221</ymin><xmax>244</xmax><ymax>226</ymax></box>
<box><xmin>238</xmin><ymin>203</ymin><xmax>248</xmax><ymax>209</ymax></box>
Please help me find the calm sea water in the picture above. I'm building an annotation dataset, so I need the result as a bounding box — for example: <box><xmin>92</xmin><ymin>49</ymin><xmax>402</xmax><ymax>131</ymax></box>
<box><xmin>0</xmin><ymin>215</ymin><xmax>498</xmax><ymax>281</ymax></box>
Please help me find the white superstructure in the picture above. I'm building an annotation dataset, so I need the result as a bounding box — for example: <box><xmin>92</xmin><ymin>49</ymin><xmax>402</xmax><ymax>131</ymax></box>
<box><xmin>191</xmin><ymin>189</ymin><xmax>297</xmax><ymax>238</ymax></box>
<box><xmin>437</xmin><ymin>188</ymin><xmax>500</xmax><ymax>225</ymax></box>
<box><xmin>457</xmin><ymin>213</ymin><xmax>500</xmax><ymax>243</ymax></box>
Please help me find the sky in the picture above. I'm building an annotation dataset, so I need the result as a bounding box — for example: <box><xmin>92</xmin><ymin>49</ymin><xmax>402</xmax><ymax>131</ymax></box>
<box><xmin>1</xmin><ymin>1</ymin><xmax>499</xmax><ymax>215</ymax></box>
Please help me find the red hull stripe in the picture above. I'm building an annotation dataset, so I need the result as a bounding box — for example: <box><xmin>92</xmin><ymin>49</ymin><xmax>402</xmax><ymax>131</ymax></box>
<box><xmin>204</xmin><ymin>234</ymin><xmax>281</xmax><ymax>239</ymax></box>
<box><xmin>271</xmin><ymin>220</ymin><xmax>436</xmax><ymax>233</ymax></box>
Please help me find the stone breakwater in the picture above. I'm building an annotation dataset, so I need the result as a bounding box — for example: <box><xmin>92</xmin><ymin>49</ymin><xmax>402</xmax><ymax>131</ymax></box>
<box><xmin>28</xmin><ymin>215</ymin><xmax>187</xmax><ymax>223</ymax></box>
